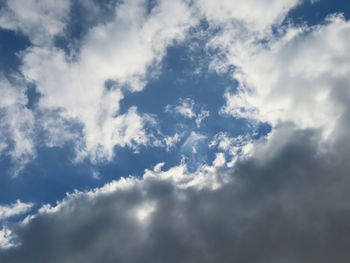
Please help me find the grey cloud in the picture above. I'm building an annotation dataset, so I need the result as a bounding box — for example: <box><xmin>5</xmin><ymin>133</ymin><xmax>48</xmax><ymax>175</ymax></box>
<box><xmin>2</xmin><ymin>125</ymin><xmax>350</xmax><ymax>262</ymax></box>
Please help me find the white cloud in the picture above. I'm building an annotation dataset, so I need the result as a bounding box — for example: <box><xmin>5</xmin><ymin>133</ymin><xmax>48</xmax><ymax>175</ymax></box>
<box><xmin>0</xmin><ymin>0</ymin><xmax>198</xmax><ymax>169</ymax></box>
<box><xmin>0</xmin><ymin>78</ymin><xmax>35</xmax><ymax>176</ymax></box>
<box><xmin>0</xmin><ymin>0</ymin><xmax>70</xmax><ymax>45</ymax></box>
<box><xmin>166</xmin><ymin>98</ymin><xmax>210</xmax><ymax>128</ymax></box>
<box><xmin>164</xmin><ymin>133</ymin><xmax>182</xmax><ymax>151</ymax></box>
<box><xmin>222</xmin><ymin>15</ymin><xmax>350</xmax><ymax>140</ymax></box>
<box><xmin>38</xmin><ymin>109</ymin><xmax>82</xmax><ymax>148</ymax></box>
<box><xmin>144</xmin><ymin>159</ymin><xmax>229</xmax><ymax>190</ymax></box>
<box><xmin>75</xmin><ymin>106</ymin><xmax>160</xmax><ymax>162</ymax></box>
<box><xmin>173</xmin><ymin>98</ymin><xmax>196</xmax><ymax>119</ymax></box>
<box><xmin>195</xmin><ymin>0</ymin><xmax>299</xmax><ymax>32</ymax></box>
<box><xmin>210</xmin><ymin>132</ymin><xmax>253</xmax><ymax>167</ymax></box>
<box><xmin>0</xmin><ymin>227</ymin><xmax>17</xmax><ymax>249</ymax></box>
<box><xmin>17</xmin><ymin>0</ymin><xmax>196</xmax><ymax>163</ymax></box>
<box><xmin>0</xmin><ymin>200</ymin><xmax>32</xmax><ymax>221</ymax></box>
<box><xmin>212</xmin><ymin>152</ymin><xmax>226</xmax><ymax>167</ymax></box>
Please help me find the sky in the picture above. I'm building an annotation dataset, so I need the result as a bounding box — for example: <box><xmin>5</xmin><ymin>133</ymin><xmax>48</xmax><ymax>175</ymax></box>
<box><xmin>1</xmin><ymin>0</ymin><xmax>350</xmax><ymax>262</ymax></box>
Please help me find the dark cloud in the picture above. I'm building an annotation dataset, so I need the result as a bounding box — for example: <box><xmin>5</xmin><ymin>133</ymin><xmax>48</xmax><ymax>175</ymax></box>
<box><xmin>2</xmin><ymin>125</ymin><xmax>350</xmax><ymax>263</ymax></box>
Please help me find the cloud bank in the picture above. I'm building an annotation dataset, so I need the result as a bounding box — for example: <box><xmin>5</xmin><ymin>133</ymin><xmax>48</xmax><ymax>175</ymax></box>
<box><xmin>2</xmin><ymin>125</ymin><xmax>350</xmax><ymax>262</ymax></box>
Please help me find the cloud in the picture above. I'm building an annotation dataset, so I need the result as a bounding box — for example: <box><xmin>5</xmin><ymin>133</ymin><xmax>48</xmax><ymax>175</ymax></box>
<box><xmin>0</xmin><ymin>77</ymin><xmax>35</xmax><ymax>176</ymax></box>
<box><xmin>181</xmin><ymin>131</ymin><xmax>206</xmax><ymax>154</ymax></box>
<box><xmin>0</xmin><ymin>200</ymin><xmax>33</xmax><ymax>249</ymax></box>
<box><xmin>0</xmin><ymin>228</ymin><xmax>17</xmax><ymax>249</ymax></box>
<box><xmin>209</xmin><ymin>132</ymin><xmax>253</xmax><ymax>167</ymax></box>
<box><xmin>166</xmin><ymin>98</ymin><xmax>210</xmax><ymax>128</ymax></box>
<box><xmin>222</xmin><ymin>14</ymin><xmax>350</xmax><ymax>140</ymax></box>
<box><xmin>0</xmin><ymin>0</ymin><xmax>70</xmax><ymax>45</ymax></box>
<box><xmin>172</xmin><ymin>98</ymin><xmax>196</xmax><ymax>119</ymax></box>
<box><xmin>164</xmin><ymin>133</ymin><xmax>182</xmax><ymax>151</ymax></box>
<box><xmin>2</xmin><ymin>122</ymin><xmax>350</xmax><ymax>262</ymax></box>
<box><xmin>0</xmin><ymin>0</ymin><xmax>197</xmax><ymax>167</ymax></box>
<box><xmin>0</xmin><ymin>200</ymin><xmax>32</xmax><ymax>221</ymax></box>
<box><xmin>19</xmin><ymin>0</ymin><xmax>195</xmax><ymax>163</ymax></box>
<box><xmin>3</xmin><ymin>1</ymin><xmax>350</xmax><ymax>262</ymax></box>
<box><xmin>0</xmin><ymin>0</ymin><xmax>300</xmax><ymax>169</ymax></box>
<box><xmin>195</xmin><ymin>0</ymin><xmax>299</xmax><ymax>31</ymax></box>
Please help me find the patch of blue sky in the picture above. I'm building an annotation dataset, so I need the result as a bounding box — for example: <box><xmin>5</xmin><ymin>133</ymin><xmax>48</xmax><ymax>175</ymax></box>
<box><xmin>0</xmin><ymin>29</ymin><xmax>30</xmax><ymax>75</ymax></box>
<box><xmin>25</xmin><ymin>83</ymin><xmax>40</xmax><ymax>110</ymax></box>
<box><xmin>287</xmin><ymin>0</ymin><xmax>350</xmax><ymax>26</ymax></box>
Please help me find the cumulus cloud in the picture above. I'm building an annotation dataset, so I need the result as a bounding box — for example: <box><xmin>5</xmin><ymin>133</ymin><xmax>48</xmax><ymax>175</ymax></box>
<box><xmin>20</xmin><ymin>0</ymin><xmax>195</xmax><ymax>162</ymax></box>
<box><xmin>222</xmin><ymin>14</ymin><xmax>350</xmax><ymax>140</ymax></box>
<box><xmin>0</xmin><ymin>0</ymin><xmax>197</xmax><ymax>167</ymax></box>
<box><xmin>2</xmin><ymin>123</ymin><xmax>350</xmax><ymax>262</ymax></box>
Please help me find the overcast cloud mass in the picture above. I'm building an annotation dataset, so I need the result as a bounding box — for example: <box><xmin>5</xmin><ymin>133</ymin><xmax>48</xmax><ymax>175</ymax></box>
<box><xmin>1</xmin><ymin>0</ymin><xmax>350</xmax><ymax>262</ymax></box>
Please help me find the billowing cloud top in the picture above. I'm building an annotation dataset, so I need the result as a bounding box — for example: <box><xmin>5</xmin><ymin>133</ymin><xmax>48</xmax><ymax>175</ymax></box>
<box><xmin>1</xmin><ymin>0</ymin><xmax>350</xmax><ymax>262</ymax></box>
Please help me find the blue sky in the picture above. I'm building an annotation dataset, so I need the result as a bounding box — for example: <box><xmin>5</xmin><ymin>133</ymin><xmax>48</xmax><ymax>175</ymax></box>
<box><xmin>1</xmin><ymin>0</ymin><xmax>350</xmax><ymax>262</ymax></box>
